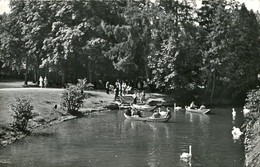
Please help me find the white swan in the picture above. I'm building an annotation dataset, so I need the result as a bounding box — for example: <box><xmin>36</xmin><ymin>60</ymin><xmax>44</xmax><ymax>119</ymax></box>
<box><xmin>174</xmin><ymin>103</ymin><xmax>182</xmax><ymax>111</ymax></box>
<box><xmin>232</xmin><ymin>108</ymin><xmax>236</xmax><ymax>120</ymax></box>
<box><xmin>242</xmin><ymin>106</ymin><xmax>250</xmax><ymax>117</ymax></box>
<box><xmin>231</xmin><ymin>126</ymin><xmax>243</xmax><ymax>140</ymax></box>
<box><xmin>180</xmin><ymin>145</ymin><xmax>192</xmax><ymax>160</ymax></box>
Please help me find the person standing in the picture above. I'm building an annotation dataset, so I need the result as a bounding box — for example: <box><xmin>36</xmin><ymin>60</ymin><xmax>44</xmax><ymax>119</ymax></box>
<box><xmin>133</xmin><ymin>92</ymin><xmax>137</xmax><ymax>104</ymax></box>
<box><xmin>105</xmin><ymin>81</ymin><xmax>110</xmax><ymax>94</ymax></box>
<box><xmin>140</xmin><ymin>90</ymin><xmax>145</xmax><ymax>103</ymax></box>
<box><xmin>39</xmin><ymin>76</ymin><xmax>43</xmax><ymax>88</ymax></box>
<box><xmin>119</xmin><ymin>81</ymin><xmax>122</xmax><ymax>96</ymax></box>
<box><xmin>114</xmin><ymin>81</ymin><xmax>119</xmax><ymax>101</ymax></box>
<box><xmin>44</xmin><ymin>77</ymin><xmax>48</xmax><ymax>88</ymax></box>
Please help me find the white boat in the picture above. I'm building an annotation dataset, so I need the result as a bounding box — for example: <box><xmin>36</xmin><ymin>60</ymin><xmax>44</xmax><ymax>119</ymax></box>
<box><xmin>185</xmin><ymin>106</ymin><xmax>210</xmax><ymax>114</ymax></box>
<box><xmin>123</xmin><ymin>113</ymin><xmax>171</xmax><ymax>122</ymax></box>
<box><xmin>131</xmin><ymin>104</ymin><xmax>157</xmax><ymax>111</ymax></box>
<box><xmin>112</xmin><ymin>101</ymin><xmax>131</xmax><ymax>109</ymax></box>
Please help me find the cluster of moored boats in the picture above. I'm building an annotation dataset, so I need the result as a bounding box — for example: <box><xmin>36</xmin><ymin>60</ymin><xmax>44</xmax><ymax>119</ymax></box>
<box><xmin>121</xmin><ymin>103</ymin><xmax>211</xmax><ymax>123</ymax></box>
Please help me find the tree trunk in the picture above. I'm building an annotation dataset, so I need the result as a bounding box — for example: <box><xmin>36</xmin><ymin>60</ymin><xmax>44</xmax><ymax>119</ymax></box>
<box><xmin>24</xmin><ymin>58</ymin><xmax>29</xmax><ymax>85</ymax></box>
<box><xmin>61</xmin><ymin>63</ymin><xmax>67</xmax><ymax>88</ymax></box>
<box><xmin>74</xmin><ymin>55</ymin><xmax>78</xmax><ymax>82</ymax></box>
<box><xmin>44</xmin><ymin>63</ymin><xmax>49</xmax><ymax>80</ymax></box>
<box><xmin>210</xmin><ymin>68</ymin><xmax>216</xmax><ymax>101</ymax></box>
<box><xmin>33</xmin><ymin>69</ymin><xmax>37</xmax><ymax>83</ymax></box>
<box><xmin>61</xmin><ymin>70</ymin><xmax>66</xmax><ymax>88</ymax></box>
<box><xmin>88</xmin><ymin>60</ymin><xmax>92</xmax><ymax>83</ymax></box>
<box><xmin>33</xmin><ymin>67</ymin><xmax>39</xmax><ymax>84</ymax></box>
<box><xmin>203</xmin><ymin>72</ymin><xmax>212</xmax><ymax>103</ymax></box>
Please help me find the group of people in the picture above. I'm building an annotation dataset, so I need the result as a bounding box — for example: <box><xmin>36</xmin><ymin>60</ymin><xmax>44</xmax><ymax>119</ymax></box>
<box><xmin>125</xmin><ymin>108</ymin><xmax>143</xmax><ymax>117</ymax></box>
<box><xmin>189</xmin><ymin>101</ymin><xmax>205</xmax><ymax>110</ymax></box>
<box><xmin>106</xmin><ymin>79</ymin><xmax>146</xmax><ymax>103</ymax></box>
<box><xmin>151</xmin><ymin>107</ymin><xmax>171</xmax><ymax>118</ymax></box>
<box><xmin>106</xmin><ymin>80</ymin><xmax>132</xmax><ymax>96</ymax></box>
<box><xmin>125</xmin><ymin>107</ymin><xmax>171</xmax><ymax>119</ymax></box>
<box><xmin>132</xmin><ymin>90</ymin><xmax>145</xmax><ymax>104</ymax></box>
<box><xmin>39</xmin><ymin>76</ymin><xmax>48</xmax><ymax>88</ymax></box>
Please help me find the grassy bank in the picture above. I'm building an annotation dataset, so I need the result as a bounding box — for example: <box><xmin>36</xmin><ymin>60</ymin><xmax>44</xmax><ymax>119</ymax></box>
<box><xmin>0</xmin><ymin>80</ymin><xmax>176</xmax><ymax>147</ymax></box>
<box><xmin>0</xmin><ymin>86</ymin><xmax>115</xmax><ymax>146</ymax></box>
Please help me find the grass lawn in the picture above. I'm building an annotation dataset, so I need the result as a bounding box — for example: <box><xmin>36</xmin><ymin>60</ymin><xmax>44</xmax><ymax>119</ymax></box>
<box><xmin>0</xmin><ymin>79</ymin><xmax>172</xmax><ymax>128</ymax></box>
<box><xmin>0</xmin><ymin>80</ymin><xmax>114</xmax><ymax>128</ymax></box>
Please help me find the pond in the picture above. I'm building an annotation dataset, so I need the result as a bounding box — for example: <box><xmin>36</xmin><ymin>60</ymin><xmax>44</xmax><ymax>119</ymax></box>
<box><xmin>0</xmin><ymin>107</ymin><xmax>245</xmax><ymax>167</ymax></box>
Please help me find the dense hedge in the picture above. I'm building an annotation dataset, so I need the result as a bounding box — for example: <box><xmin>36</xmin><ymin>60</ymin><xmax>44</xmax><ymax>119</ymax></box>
<box><xmin>243</xmin><ymin>89</ymin><xmax>260</xmax><ymax>167</ymax></box>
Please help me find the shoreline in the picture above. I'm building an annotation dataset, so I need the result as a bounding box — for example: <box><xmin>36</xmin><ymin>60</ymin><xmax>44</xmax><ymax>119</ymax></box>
<box><xmin>0</xmin><ymin>87</ymin><xmax>172</xmax><ymax>147</ymax></box>
<box><xmin>0</xmin><ymin>101</ymin><xmax>114</xmax><ymax>147</ymax></box>
<box><xmin>0</xmin><ymin>87</ymin><xmax>115</xmax><ymax>147</ymax></box>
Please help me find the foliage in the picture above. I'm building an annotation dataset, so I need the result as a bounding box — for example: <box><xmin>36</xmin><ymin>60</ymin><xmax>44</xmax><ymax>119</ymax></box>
<box><xmin>243</xmin><ymin>88</ymin><xmax>260</xmax><ymax>167</ymax></box>
<box><xmin>61</xmin><ymin>85</ymin><xmax>86</xmax><ymax>115</ymax></box>
<box><xmin>1</xmin><ymin>0</ymin><xmax>260</xmax><ymax>103</ymax></box>
<box><xmin>245</xmin><ymin>89</ymin><xmax>260</xmax><ymax>113</ymax></box>
<box><xmin>243</xmin><ymin>88</ymin><xmax>260</xmax><ymax>135</ymax></box>
<box><xmin>10</xmin><ymin>97</ymin><xmax>34</xmax><ymax>132</ymax></box>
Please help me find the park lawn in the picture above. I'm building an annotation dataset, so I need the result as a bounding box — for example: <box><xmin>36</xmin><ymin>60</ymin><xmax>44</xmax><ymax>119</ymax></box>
<box><xmin>0</xmin><ymin>88</ymin><xmax>114</xmax><ymax>128</ymax></box>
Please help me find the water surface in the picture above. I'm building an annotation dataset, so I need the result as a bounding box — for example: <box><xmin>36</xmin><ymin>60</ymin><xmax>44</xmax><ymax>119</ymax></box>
<box><xmin>0</xmin><ymin>107</ymin><xmax>245</xmax><ymax>167</ymax></box>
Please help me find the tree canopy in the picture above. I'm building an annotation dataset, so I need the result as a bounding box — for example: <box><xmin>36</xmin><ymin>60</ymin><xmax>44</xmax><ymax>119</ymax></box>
<box><xmin>0</xmin><ymin>0</ymin><xmax>259</xmax><ymax>104</ymax></box>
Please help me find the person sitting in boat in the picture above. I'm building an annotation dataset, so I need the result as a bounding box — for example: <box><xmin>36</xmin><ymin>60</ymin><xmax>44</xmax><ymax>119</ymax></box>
<box><xmin>189</xmin><ymin>101</ymin><xmax>197</xmax><ymax>109</ymax></box>
<box><xmin>166</xmin><ymin>107</ymin><xmax>171</xmax><ymax>117</ymax></box>
<box><xmin>152</xmin><ymin>107</ymin><xmax>161</xmax><ymax>118</ymax></box>
<box><xmin>131</xmin><ymin>109</ymin><xmax>142</xmax><ymax>117</ymax></box>
<box><xmin>199</xmin><ymin>105</ymin><xmax>206</xmax><ymax>110</ymax></box>
<box><xmin>132</xmin><ymin>92</ymin><xmax>138</xmax><ymax>104</ymax></box>
<box><xmin>125</xmin><ymin>109</ymin><xmax>132</xmax><ymax>116</ymax></box>
<box><xmin>140</xmin><ymin>90</ymin><xmax>145</xmax><ymax>103</ymax></box>
<box><xmin>136</xmin><ymin>110</ymin><xmax>143</xmax><ymax>117</ymax></box>
<box><xmin>131</xmin><ymin>109</ymin><xmax>137</xmax><ymax>116</ymax></box>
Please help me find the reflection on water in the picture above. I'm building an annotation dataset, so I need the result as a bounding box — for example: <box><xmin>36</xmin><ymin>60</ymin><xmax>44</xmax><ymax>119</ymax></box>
<box><xmin>0</xmin><ymin>108</ymin><xmax>245</xmax><ymax>167</ymax></box>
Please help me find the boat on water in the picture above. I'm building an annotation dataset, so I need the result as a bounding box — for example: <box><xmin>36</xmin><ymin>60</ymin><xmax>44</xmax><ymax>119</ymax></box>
<box><xmin>123</xmin><ymin>113</ymin><xmax>171</xmax><ymax>122</ymax></box>
<box><xmin>185</xmin><ymin>106</ymin><xmax>210</xmax><ymax>114</ymax></box>
<box><xmin>119</xmin><ymin>104</ymin><xmax>132</xmax><ymax>109</ymax></box>
<box><xmin>131</xmin><ymin>104</ymin><xmax>157</xmax><ymax>111</ymax></box>
<box><xmin>112</xmin><ymin>101</ymin><xmax>132</xmax><ymax>109</ymax></box>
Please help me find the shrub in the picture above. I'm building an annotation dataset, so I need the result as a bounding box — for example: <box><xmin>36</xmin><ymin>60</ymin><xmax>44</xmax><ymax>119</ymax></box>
<box><xmin>245</xmin><ymin>89</ymin><xmax>260</xmax><ymax>113</ymax></box>
<box><xmin>11</xmin><ymin>98</ymin><xmax>34</xmax><ymax>132</ymax></box>
<box><xmin>61</xmin><ymin>85</ymin><xmax>86</xmax><ymax>115</ymax></box>
<box><xmin>244</xmin><ymin>89</ymin><xmax>260</xmax><ymax>128</ymax></box>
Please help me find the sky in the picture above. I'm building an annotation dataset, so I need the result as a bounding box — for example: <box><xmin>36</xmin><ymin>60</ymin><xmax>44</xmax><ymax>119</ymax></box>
<box><xmin>0</xmin><ymin>0</ymin><xmax>260</xmax><ymax>14</ymax></box>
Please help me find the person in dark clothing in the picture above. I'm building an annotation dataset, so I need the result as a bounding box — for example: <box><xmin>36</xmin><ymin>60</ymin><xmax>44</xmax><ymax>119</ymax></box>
<box><xmin>133</xmin><ymin>92</ymin><xmax>137</xmax><ymax>104</ymax></box>
<box><xmin>105</xmin><ymin>81</ymin><xmax>110</xmax><ymax>94</ymax></box>
<box><xmin>136</xmin><ymin>110</ymin><xmax>142</xmax><ymax>117</ymax></box>
<box><xmin>125</xmin><ymin>109</ymin><xmax>131</xmax><ymax>116</ymax></box>
<box><xmin>114</xmin><ymin>81</ymin><xmax>119</xmax><ymax>100</ymax></box>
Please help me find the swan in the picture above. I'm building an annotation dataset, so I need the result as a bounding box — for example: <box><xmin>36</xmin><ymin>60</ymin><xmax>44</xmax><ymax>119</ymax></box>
<box><xmin>231</xmin><ymin>126</ymin><xmax>243</xmax><ymax>140</ymax></box>
<box><xmin>232</xmin><ymin>108</ymin><xmax>236</xmax><ymax>120</ymax></box>
<box><xmin>174</xmin><ymin>103</ymin><xmax>182</xmax><ymax>111</ymax></box>
<box><xmin>180</xmin><ymin>145</ymin><xmax>192</xmax><ymax>160</ymax></box>
<box><xmin>242</xmin><ymin>106</ymin><xmax>250</xmax><ymax>117</ymax></box>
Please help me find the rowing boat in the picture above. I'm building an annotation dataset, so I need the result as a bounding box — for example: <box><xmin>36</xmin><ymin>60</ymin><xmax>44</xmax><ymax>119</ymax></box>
<box><xmin>131</xmin><ymin>104</ymin><xmax>157</xmax><ymax>111</ymax></box>
<box><xmin>112</xmin><ymin>101</ymin><xmax>131</xmax><ymax>109</ymax></box>
<box><xmin>185</xmin><ymin>106</ymin><xmax>210</xmax><ymax>114</ymax></box>
<box><xmin>123</xmin><ymin>113</ymin><xmax>171</xmax><ymax>122</ymax></box>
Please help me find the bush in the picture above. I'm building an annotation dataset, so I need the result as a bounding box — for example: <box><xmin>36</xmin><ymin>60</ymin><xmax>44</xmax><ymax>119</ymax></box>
<box><xmin>11</xmin><ymin>98</ymin><xmax>34</xmax><ymax>132</ymax></box>
<box><xmin>243</xmin><ymin>88</ymin><xmax>260</xmax><ymax>166</ymax></box>
<box><xmin>61</xmin><ymin>85</ymin><xmax>86</xmax><ymax>115</ymax></box>
<box><xmin>244</xmin><ymin>89</ymin><xmax>260</xmax><ymax>127</ymax></box>
<box><xmin>245</xmin><ymin>89</ymin><xmax>260</xmax><ymax>113</ymax></box>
